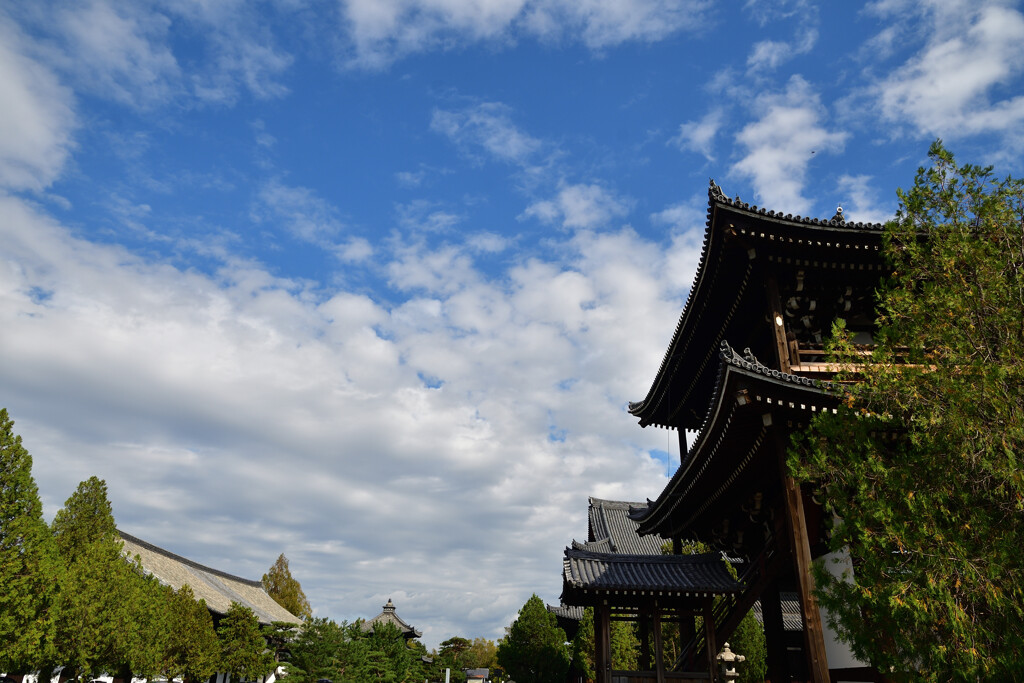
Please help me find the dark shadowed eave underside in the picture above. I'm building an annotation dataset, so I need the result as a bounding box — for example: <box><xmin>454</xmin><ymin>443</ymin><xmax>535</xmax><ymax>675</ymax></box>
<box><xmin>629</xmin><ymin>342</ymin><xmax>840</xmax><ymax>539</ymax></box>
<box><xmin>561</xmin><ymin>548</ymin><xmax>742</xmax><ymax>606</ymax></box>
<box><xmin>627</xmin><ymin>180</ymin><xmax>883</xmax><ymax>432</ymax></box>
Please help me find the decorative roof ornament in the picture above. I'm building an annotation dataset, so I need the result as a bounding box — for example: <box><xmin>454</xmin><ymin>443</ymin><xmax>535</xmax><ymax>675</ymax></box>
<box><xmin>709</xmin><ymin>178</ymin><xmax>727</xmax><ymax>202</ymax></box>
<box><xmin>831</xmin><ymin>206</ymin><xmax>845</xmax><ymax>224</ymax></box>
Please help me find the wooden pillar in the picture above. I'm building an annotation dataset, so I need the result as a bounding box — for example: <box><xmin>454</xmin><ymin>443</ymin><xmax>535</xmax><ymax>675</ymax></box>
<box><xmin>774</xmin><ymin>429</ymin><xmax>830</xmax><ymax>683</ymax></box>
<box><xmin>652</xmin><ymin>605</ymin><xmax>666</xmax><ymax>683</ymax></box>
<box><xmin>703</xmin><ymin>598</ymin><xmax>719</xmax><ymax>683</ymax></box>
<box><xmin>679</xmin><ymin>610</ymin><xmax>695</xmax><ymax>670</ymax></box>
<box><xmin>595</xmin><ymin>603</ymin><xmax>612</xmax><ymax>683</ymax></box>
<box><xmin>765</xmin><ymin>275</ymin><xmax>792</xmax><ymax>374</ymax></box>
<box><xmin>761</xmin><ymin>579</ymin><xmax>790</xmax><ymax>682</ymax></box>
<box><xmin>782</xmin><ymin>472</ymin><xmax>831</xmax><ymax>683</ymax></box>
<box><xmin>639</xmin><ymin>606</ymin><xmax>651</xmax><ymax>671</ymax></box>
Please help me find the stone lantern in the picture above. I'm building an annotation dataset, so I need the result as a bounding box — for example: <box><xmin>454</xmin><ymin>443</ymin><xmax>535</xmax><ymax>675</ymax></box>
<box><xmin>717</xmin><ymin>642</ymin><xmax>745</xmax><ymax>682</ymax></box>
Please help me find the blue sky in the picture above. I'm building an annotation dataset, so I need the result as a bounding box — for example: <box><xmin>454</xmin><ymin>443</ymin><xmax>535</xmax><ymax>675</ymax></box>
<box><xmin>2</xmin><ymin>0</ymin><xmax>1023</xmax><ymax>648</ymax></box>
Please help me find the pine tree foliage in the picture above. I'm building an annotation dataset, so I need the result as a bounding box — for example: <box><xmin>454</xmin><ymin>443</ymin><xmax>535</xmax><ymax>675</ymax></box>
<box><xmin>166</xmin><ymin>585</ymin><xmax>221</xmax><ymax>683</ymax></box>
<box><xmin>791</xmin><ymin>141</ymin><xmax>1024</xmax><ymax>680</ymax></box>
<box><xmin>497</xmin><ymin>594</ymin><xmax>571</xmax><ymax>683</ymax></box>
<box><xmin>262</xmin><ymin>553</ymin><xmax>312</xmax><ymax>621</ymax></box>
<box><xmin>0</xmin><ymin>409</ymin><xmax>59</xmax><ymax>673</ymax></box>
<box><xmin>49</xmin><ymin>477</ymin><xmax>139</xmax><ymax>681</ymax></box>
<box><xmin>218</xmin><ymin>602</ymin><xmax>276</xmax><ymax>681</ymax></box>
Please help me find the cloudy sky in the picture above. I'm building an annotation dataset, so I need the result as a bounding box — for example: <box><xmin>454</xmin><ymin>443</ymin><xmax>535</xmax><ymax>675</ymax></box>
<box><xmin>2</xmin><ymin>0</ymin><xmax>1023</xmax><ymax>648</ymax></box>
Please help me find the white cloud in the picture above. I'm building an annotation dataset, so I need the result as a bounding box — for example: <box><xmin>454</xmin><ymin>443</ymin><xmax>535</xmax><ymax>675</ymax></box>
<box><xmin>255</xmin><ymin>179</ymin><xmax>346</xmax><ymax>244</ymax></box>
<box><xmin>730</xmin><ymin>76</ymin><xmax>847</xmax><ymax>214</ymax></box>
<box><xmin>670</xmin><ymin>109</ymin><xmax>723</xmax><ymax>160</ymax></box>
<box><xmin>834</xmin><ymin>174</ymin><xmax>894</xmax><ymax>225</ymax></box>
<box><xmin>341</xmin><ymin>0</ymin><xmax>711</xmax><ymax>69</ymax></box>
<box><xmin>0</xmin><ymin>193</ymin><xmax>684</xmax><ymax>646</ymax></box>
<box><xmin>522</xmin><ymin>182</ymin><xmax>631</xmax><ymax>229</ymax></box>
<box><xmin>54</xmin><ymin>0</ymin><xmax>181</xmax><ymax>108</ymax></box>
<box><xmin>431</xmin><ymin>102</ymin><xmax>542</xmax><ymax>166</ymax></box>
<box><xmin>743</xmin><ymin>0</ymin><xmax>817</xmax><ymax>72</ymax></box>
<box><xmin>0</xmin><ymin>18</ymin><xmax>75</xmax><ymax>192</ymax></box>
<box><xmin>874</xmin><ymin>4</ymin><xmax>1024</xmax><ymax>146</ymax></box>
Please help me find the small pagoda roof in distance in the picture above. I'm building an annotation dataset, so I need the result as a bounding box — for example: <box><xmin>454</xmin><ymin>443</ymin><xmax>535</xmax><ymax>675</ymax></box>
<box><xmin>362</xmin><ymin>598</ymin><xmax>422</xmax><ymax>639</ymax></box>
<box><xmin>561</xmin><ymin>547</ymin><xmax>743</xmax><ymax>606</ymax></box>
<box><xmin>119</xmin><ymin>531</ymin><xmax>299</xmax><ymax>625</ymax></box>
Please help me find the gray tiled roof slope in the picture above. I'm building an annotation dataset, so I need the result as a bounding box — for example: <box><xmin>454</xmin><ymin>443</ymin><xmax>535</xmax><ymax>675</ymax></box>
<box><xmin>572</xmin><ymin>497</ymin><xmax>667</xmax><ymax>555</ymax></box>
<box><xmin>547</xmin><ymin>603</ymin><xmax>585</xmax><ymax>621</ymax></box>
<box><xmin>119</xmin><ymin>531</ymin><xmax>300</xmax><ymax>625</ymax></box>
<box><xmin>563</xmin><ymin>548</ymin><xmax>742</xmax><ymax>594</ymax></box>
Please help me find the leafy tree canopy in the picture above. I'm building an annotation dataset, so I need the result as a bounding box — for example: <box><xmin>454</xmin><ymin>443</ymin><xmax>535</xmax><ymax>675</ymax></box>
<box><xmin>497</xmin><ymin>594</ymin><xmax>570</xmax><ymax>683</ymax></box>
<box><xmin>262</xmin><ymin>553</ymin><xmax>313</xmax><ymax>621</ymax></box>
<box><xmin>790</xmin><ymin>141</ymin><xmax>1024</xmax><ymax>680</ymax></box>
<box><xmin>0</xmin><ymin>408</ymin><xmax>60</xmax><ymax>673</ymax></box>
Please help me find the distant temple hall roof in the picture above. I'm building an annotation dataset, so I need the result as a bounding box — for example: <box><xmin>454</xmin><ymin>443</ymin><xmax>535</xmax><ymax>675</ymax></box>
<box><xmin>119</xmin><ymin>531</ymin><xmax>300</xmax><ymax>625</ymax></box>
<box><xmin>571</xmin><ymin>497</ymin><xmax>667</xmax><ymax>555</ymax></box>
<box><xmin>362</xmin><ymin>599</ymin><xmax>422</xmax><ymax>639</ymax></box>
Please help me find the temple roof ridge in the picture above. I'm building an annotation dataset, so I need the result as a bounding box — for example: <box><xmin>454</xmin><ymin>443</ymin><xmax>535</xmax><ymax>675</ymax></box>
<box><xmin>707</xmin><ymin>178</ymin><xmax>884</xmax><ymax>230</ymax></box>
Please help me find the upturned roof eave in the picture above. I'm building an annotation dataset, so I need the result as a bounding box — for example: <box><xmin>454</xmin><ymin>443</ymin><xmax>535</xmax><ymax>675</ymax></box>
<box><xmin>628</xmin><ymin>181</ymin><xmax>883</xmax><ymax>431</ymax></box>
<box><xmin>631</xmin><ymin>342</ymin><xmax>839</xmax><ymax>537</ymax></box>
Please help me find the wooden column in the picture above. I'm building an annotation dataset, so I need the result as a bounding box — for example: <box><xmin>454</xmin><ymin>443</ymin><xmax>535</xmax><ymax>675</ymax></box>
<box><xmin>761</xmin><ymin>578</ymin><xmax>790</xmax><ymax>682</ymax></box>
<box><xmin>765</xmin><ymin>275</ymin><xmax>792</xmax><ymax>373</ymax></box>
<box><xmin>652</xmin><ymin>604</ymin><xmax>666</xmax><ymax>683</ymax></box>
<box><xmin>775</xmin><ymin>430</ymin><xmax>831</xmax><ymax>683</ymax></box>
<box><xmin>595</xmin><ymin>604</ymin><xmax>612</xmax><ymax>683</ymax></box>
<box><xmin>703</xmin><ymin>598</ymin><xmax>719</xmax><ymax>683</ymax></box>
<box><xmin>639</xmin><ymin>606</ymin><xmax>652</xmax><ymax>671</ymax></box>
<box><xmin>679</xmin><ymin>610</ymin><xmax>695</xmax><ymax>670</ymax></box>
<box><xmin>783</xmin><ymin>473</ymin><xmax>831</xmax><ymax>683</ymax></box>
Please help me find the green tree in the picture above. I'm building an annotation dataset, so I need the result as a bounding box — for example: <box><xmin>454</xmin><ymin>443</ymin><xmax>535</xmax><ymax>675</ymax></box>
<box><xmin>791</xmin><ymin>141</ymin><xmax>1024</xmax><ymax>680</ymax></box>
<box><xmin>166</xmin><ymin>585</ymin><xmax>221</xmax><ymax>683</ymax></box>
<box><xmin>284</xmin><ymin>617</ymin><xmax>348</xmax><ymax>683</ymax></box>
<box><xmin>50</xmin><ymin>477</ymin><xmax>142</xmax><ymax>681</ymax></box>
<box><xmin>570</xmin><ymin>608</ymin><xmax>596</xmax><ymax>682</ymax></box>
<box><xmin>464</xmin><ymin>637</ymin><xmax>498</xmax><ymax>672</ymax></box>
<box><xmin>0</xmin><ymin>409</ymin><xmax>60</xmax><ymax>673</ymax></box>
<box><xmin>496</xmin><ymin>595</ymin><xmax>570</xmax><ymax>683</ymax></box>
<box><xmin>218</xmin><ymin>602</ymin><xmax>276</xmax><ymax>681</ymax></box>
<box><xmin>262</xmin><ymin>553</ymin><xmax>312</xmax><ymax>621</ymax></box>
<box><xmin>437</xmin><ymin>636</ymin><xmax>471</xmax><ymax>683</ymax></box>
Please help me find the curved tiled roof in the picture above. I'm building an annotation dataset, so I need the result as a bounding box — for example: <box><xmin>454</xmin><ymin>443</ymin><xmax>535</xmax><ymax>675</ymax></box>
<box><xmin>574</xmin><ymin>497</ymin><xmax>667</xmax><ymax>555</ymax></box>
<box><xmin>628</xmin><ymin>342</ymin><xmax>840</xmax><ymax>534</ymax></box>
<box><xmin>119</xmin><ymin>531</ymin><xmax>300</xmax><ymax>625</ymax></box>
<box><xmin>362</xmin><ymin>599</ymin><xmax>422</xmax><ymax>638</ymax></box>
<box><xmin>562</xmin><ymin>548</ymin><xmax>742</xmax><ymax>597</ymax></box>
<box><xmin>707</xmin><ymin>179</ymin><xmax>884</xmax><ymax>231</ymax></box>
<box><xmin>628</xmin><ymin>180</ymin><xmax>882</xmax><ymax>431</ymax></box>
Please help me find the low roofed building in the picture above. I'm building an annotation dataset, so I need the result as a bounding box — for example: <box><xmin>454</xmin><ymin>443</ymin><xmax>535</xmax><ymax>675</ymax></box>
<box><xmin>119</xmin><ymin>530</ymin><xmax>300</xmax><ymax>625</ymax></box>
